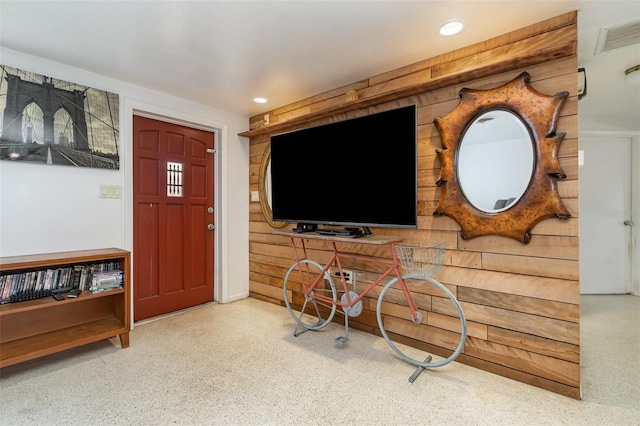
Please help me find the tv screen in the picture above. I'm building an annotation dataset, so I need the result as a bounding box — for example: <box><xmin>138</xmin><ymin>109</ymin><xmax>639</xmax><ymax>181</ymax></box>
<box><xmin>270</xmin><ymin>104</ymin><xmax>417</xmax><ymax>234</ymax></box>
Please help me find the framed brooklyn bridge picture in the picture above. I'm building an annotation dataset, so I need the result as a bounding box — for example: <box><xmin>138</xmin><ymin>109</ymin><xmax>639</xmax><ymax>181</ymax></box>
<box><xmin>0</xmin><ymin>65</ymin><xmax>119</xmax><ymax>169</ymax></box>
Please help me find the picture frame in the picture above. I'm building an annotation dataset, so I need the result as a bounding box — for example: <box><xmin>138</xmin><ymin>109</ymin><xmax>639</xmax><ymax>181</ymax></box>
<box><xmin>0</xmin><ymin>65</ymin><xmax>120</xmax><ymax>169</ymax></box>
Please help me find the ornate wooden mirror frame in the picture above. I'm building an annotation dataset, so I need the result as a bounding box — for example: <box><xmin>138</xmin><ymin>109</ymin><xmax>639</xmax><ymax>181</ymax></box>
<box><xmin>433</xmin><ymin>72</ymin><xmax>571</xmax><ymax>244</ymax></box>
<box><xmin>258</xmin><ymin>143</ymin><xmax>288</xmax><ymax>229</ymax></box>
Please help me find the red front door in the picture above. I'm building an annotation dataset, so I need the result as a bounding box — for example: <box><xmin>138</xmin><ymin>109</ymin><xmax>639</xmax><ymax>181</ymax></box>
<box><xmin>133</xmin><ymin>115</ymin><xmax>215</xmax><ymax>321</ymax></box>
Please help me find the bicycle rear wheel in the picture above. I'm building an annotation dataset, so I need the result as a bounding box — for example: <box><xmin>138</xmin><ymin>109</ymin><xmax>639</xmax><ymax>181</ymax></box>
<box><xmin>376</xmin><ymin>274</ymin><xmax>467</xmax><ymax>368</ymax></box>
<box><xmin>283</xmin><ymin>259</ymin><xmax>337</xmax><ymax>332</ymax></box>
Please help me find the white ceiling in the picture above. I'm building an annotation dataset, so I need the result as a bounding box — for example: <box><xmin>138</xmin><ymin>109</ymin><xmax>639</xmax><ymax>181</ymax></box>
<box><xmin>0</xmin><ymin>1</ymin><xmax>638</xmax><ymax>130</ymax></box>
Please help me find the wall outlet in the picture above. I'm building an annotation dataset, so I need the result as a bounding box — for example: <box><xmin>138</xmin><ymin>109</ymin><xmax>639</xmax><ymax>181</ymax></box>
<box><xmin>332</xmin><ymin>268</ymin><xmax>354</xmax><ymax>285</ymax></box>
<box><xmin>263</xmin><ymin>114</ymin><xmax>270</xmax><ymax>125</ymax></box>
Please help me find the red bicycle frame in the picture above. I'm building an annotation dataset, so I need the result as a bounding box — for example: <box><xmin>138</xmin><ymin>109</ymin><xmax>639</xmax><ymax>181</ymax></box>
<box><xmin>284</xmin><ymin>234</ymin><xmax>421</xmax><ymax>323</ymax></box>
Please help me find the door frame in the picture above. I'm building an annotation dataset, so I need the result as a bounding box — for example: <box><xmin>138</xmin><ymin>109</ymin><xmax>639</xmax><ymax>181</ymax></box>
<box><xmin>580</xmin><ymin>130</ymin><xmax>639</xmax><ymax>296</ymax></box>
<box><xmin>123</xmin><ymin>100</ymin><xmax>228</xmax><ymax>325</ymax></box>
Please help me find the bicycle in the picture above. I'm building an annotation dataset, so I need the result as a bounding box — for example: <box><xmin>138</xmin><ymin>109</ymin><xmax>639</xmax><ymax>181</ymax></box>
<box><xmin>276</xmin><ymin>231</ymin><xmax>467</xmax><ymax>382</ymax></box>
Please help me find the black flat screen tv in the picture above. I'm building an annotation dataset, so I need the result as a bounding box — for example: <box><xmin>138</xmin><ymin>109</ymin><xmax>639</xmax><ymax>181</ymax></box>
<box><xmin>270</xmin><ymin>104</ymin><xmax>417</xmax><ymax>234</ymax></box>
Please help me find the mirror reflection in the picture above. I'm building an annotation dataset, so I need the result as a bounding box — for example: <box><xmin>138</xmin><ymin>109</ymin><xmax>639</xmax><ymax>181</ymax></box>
<box><xmin>265</xmin><ymin>160</ymin><xmax>273</xmax><ymax>209</ymax></box>
<box><xmin>259</xmin><ymin>144</ymin><xmax>288</xmax><ymax>229</ymax></box>
<box><xmin>457</xmin><ymin>110</ymin><xmax>534</xmax><ymax>213</ymax></box>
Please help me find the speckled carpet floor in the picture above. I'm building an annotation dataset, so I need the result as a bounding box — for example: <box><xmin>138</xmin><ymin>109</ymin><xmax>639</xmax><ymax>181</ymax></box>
<box><xmin>1</xmin><ymin>295</ymin><xmax>638</xmax><ymax>425</ymax></box>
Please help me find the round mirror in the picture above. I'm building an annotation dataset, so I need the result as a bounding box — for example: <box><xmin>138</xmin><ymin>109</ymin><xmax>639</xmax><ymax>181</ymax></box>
<box><xmin>434</xmin><ymin>72</ymin><xmax>570</xmax><ymax>243</ymax></box>
<box><xmin>259</xmin><ymin>144</ymin><xmax>288</xmax><ymax>228</ymax></box>
<box><xmin>457</xmin><ymin>110</ymin><xmax>534</xmax><ymax>213</ymax></box>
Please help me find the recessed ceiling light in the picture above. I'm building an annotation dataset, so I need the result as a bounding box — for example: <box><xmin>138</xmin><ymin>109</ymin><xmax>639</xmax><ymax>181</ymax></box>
<box><xmin>439</xmin><ymin>20</ymin><xmax>464</xmax><ymax>36</ymax></box>
<box><xmin>253</xmin><ymin>97</ymin><xmax>268</xmax><ymax>104</ymax></box>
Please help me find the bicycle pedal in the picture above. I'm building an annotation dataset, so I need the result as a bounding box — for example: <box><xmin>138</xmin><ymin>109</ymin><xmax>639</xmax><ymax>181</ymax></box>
<box><xmin>334</xmin><ymin>336</ymin><xmax>349</xmax><ymax>344</ymax></box>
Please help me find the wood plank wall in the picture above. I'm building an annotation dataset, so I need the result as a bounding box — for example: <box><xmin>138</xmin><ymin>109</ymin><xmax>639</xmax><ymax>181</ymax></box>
<box><xmin>244</xmin><ymin>12</ymin><xmax>580</xmax><ymax>399</ymax></box>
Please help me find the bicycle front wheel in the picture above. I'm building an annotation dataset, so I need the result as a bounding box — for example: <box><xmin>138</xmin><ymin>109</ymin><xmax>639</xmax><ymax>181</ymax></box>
<box><xmin>376</xmin><ymin>274</ymin><xmax>467</xmax><ymax>368</ymax></box>
<box><xmin>283</xmin><ymin>259</ymin><xmax>337</xmax><ymax>331</ymax></box>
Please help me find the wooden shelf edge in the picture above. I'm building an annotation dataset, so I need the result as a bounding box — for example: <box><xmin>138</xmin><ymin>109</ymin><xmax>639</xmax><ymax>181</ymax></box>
<box><xmin>0</xmin><ymin>248</ymin><xmax>129</xmax><ymax>272</ymax></box>
<box><xmin>239</xmin><ymin>35</ymin><xmax>575</xmax><ymax>139</ymax></box>
<box><xmin>0</xmin><ymin>289</ymin><xmax>125</xmax><ymax>315</ymax></box>
<box><xmin>0</xmin><ymin>317</ymin><xmax>127</xmax><ymax>368</ymax></box>
<box><xmin>272</xmin><ymin>231</ymin><xmax>403</xmax><ymax>245</ymax></box>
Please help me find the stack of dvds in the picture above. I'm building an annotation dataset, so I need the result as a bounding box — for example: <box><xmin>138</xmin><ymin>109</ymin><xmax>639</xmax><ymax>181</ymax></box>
<box><xmin>89</xmin><ymin>270</ymin><xmax>123</xmax><ymax>294</ymax></box>
<box><xmin>0</xmin><ymin>267</ymin><xmax>75</xmax><ymax>303</ymax></box>
<box><xmin>0</xmin><ymin>260</ymin><xmax>123</xmax><ymax>303</ymax></box>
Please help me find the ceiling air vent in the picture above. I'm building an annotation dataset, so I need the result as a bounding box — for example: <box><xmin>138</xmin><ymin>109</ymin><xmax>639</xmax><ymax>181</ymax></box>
<box><xmin>595</xmin><ymin>18</ymin><xmax>640</xmax><ymax>53</ymax></box>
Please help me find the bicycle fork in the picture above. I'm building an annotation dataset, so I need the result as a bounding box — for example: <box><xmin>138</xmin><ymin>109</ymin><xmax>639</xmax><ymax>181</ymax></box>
<box><xmin>395</xmin><ymin>274</ymin><xmax>433</xmax><ymax>383</ymax></box>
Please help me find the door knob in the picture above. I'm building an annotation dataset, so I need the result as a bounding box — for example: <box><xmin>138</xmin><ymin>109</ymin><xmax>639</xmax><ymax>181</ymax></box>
<box><xmin>624</xmin><ymin>220</ymin><xmax>633</xmax><ymax>226</ymax></box>
<box><xmin>207</xmin><ymin>224</ymin><xmax>215</xmax><ymax>230</ymax></box>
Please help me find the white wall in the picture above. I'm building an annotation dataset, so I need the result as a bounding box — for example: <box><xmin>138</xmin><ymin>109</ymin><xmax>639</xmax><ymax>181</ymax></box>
<box><xmin>0</xmin><ymin>47</ymin><xmax>250</xmax><ymax>304</ymax></box>
<box><xmin>632</xmin><ymin>137</ymin><xmax>640</xmax><ymax>296</ymax></box>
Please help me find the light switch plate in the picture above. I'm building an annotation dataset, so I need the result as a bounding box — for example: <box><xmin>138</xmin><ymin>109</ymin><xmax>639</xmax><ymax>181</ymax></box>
<box><xmin>251</xmin><ymin>191</ymin><xmax>260</xmax><ymax>202</ymax></box>
<box><xmin>100</xmin><ymin>184</ymin><xmax>122</xmax><ymax>199</ymax></box>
